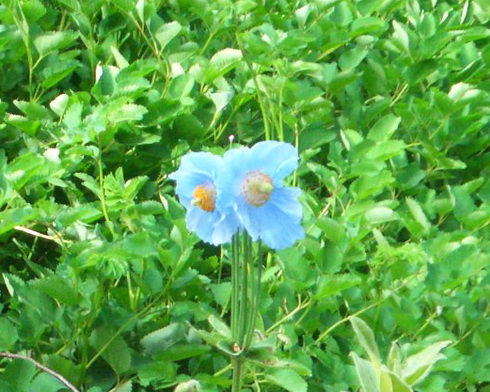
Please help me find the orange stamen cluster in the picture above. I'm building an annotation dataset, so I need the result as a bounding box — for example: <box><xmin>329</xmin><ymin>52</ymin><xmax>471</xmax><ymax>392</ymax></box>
<box><xmin>241</xmin><ymin>170</ymin><xmax>273</xmax><ymax>207</ymax></box>
<box><xmin>192</xmin><ymin>184</ymin><xmax>216</xmax><ymax>212</ymax></box>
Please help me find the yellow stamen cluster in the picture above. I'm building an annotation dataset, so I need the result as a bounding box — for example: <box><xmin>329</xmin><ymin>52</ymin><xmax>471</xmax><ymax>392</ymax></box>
<box><xmin>241</xmin><ymin>170</ymin><xmax>273</xmax><ymax>207</ymax></box>
<box><xmin>191</xmin><ymin>184</ymin><xmax>216</xmax><ymax>212</ymax></box>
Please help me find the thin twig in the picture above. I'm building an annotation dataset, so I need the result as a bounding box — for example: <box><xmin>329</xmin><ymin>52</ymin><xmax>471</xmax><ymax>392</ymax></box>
<box><xmin>14</xmin><ymin>226</ymin><xmax>59</xmax><ymax>242</ymax></box>
<box><xmin>0</xmin><ymin>352</ymin><xmax>80</xmax><ymax>392</ymax></box>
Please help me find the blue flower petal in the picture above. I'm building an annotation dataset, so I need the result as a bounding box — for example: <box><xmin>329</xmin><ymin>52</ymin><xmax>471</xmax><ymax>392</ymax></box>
<box><xmin>170</xmin><ymin>150</ymin><xmax>238</xmax><ymax>245</ymax></box>
<box><xmin>211</xmin><ymin>212</ymin><xmax>240</xmax><ymax>245</ymax></box>
<box><xmin>247</xmin><ymin>141</ymin><xmax>298</xmax><ymax>184</ymax></box>
<box><xmin>215</xmin><ymin>148</ymin><xmax>249</xmax><ymax>212</ymax></box>
<box><xmin>236</xmin><ymin>187</ymin><xmax>304</xmax><ymax>249</ymax></box>
<box><xmin>185</xmin><ymin>208</ymin><xmax>216</xmax><ymax>243</ymax></box>
<box><xmin>177</xmin><ymin>151</ymin><xmax>223</xmax><ymax>178</ymax></box>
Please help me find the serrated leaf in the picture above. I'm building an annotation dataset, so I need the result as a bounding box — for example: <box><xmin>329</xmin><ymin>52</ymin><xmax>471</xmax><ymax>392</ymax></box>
<box><xmin>265</xmin><ymin>368</ymin><xmax>307</xmax><ymax>392</ymax></box>
<box><xmin>30</xmin><ymin>275</ymin><xmax>78</xmax><ymax>306</ymax></box>
<box><xmin>107</xmin><ymin>103</ymin><xmax>148</xmax><ymax>123</ymax></box>
<box><xmin>350</xmin><ymin>316</ymin><xmax>380</xmax><ymax>365</ymax></box>
<box><xmin>155</xmin><ymin>21</ymin><xmax>182</xmax><ymax>50</ymax></box>
<box><xmin>210</xmin><ymin>48</ymin><xmax>243</xmax><ymax>69</ymax></box>
<box><xmin>206</xmin><ymin>48</ymin><xmax>243</xmax><ymax>81</ymax></box>
<box><xmin>0</xmin><ymin>208</ymin><xmax>37</xmax><ymax>236</ymax></box>
<box><xmin>40</xmin><ymin>59</ymin><xmax>80</xmax><ymax>89</ymax></box>
<box><xmin>34</xmin><ymin>31</ymin><xmax>78</xmax><ymax>56</ymax></box>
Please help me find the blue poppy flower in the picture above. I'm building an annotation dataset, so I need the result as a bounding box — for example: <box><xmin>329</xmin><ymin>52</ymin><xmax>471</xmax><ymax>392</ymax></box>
<box><xmin>169</xmin><ymin>151</ymin><xmax>239</xmax><ymax>245</ymax></box>
<box><xmin>216</xmin><ymin>141</ymin><xmax>304</xmax><ymax>250</ymax></box>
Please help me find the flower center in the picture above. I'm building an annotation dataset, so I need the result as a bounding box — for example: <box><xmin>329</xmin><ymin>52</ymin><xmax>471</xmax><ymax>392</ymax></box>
<box><xmin>191</xmin><ymin>184</ymin><xmax>216</xmax><ymax>212</ymax></box>
<box><xmin>241</xmin><ymin>170</ymin><xmax>273</xmax><ymax>207</ymax></box>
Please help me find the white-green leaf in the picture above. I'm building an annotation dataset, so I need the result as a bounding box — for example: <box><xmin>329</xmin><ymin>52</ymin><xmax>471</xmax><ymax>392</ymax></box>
<box><xmin>350</xmin><ymin>316</ymin><xmax>380</xmax><ymax>365</ymax></box>
<box><xmin>401</xmin><ymin>340</ymin><xmax>451</xmax><ymax>385</ymax></box>
<box><xmin>49</xmin><ymin>94</ymin><xmax>69</xmax><ymax>117</ymax></box>
<box><xmin>351</xmin><ymin>352</ymin><xmax>380</xmax><ymax>392</ymax></box>
<box><xmin>406</xmin><ymin>197</ymin><xmax>431</xmax><ymax>234</ymax></box>
<box><xmin>209</xmin><ymin>91</ymin><xmax>234</xmax><ymax>112</ymax></box>
<box><xmin>392</xmin><ymin>21</ymin><xmax>410</xmax><ymax>53</ymax></box>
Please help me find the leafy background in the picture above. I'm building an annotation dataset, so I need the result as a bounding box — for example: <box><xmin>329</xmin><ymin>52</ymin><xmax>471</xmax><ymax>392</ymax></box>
<box><xmin>1</xmin><ymin>0</ymin><xmax>490</xmax><ymax>391</ymax></box>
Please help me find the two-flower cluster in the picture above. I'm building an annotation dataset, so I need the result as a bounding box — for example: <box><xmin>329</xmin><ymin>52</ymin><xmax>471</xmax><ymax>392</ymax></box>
<box><xmin>170</xmin><ymin>141</ymin><xmax>304</xmax><ymax>250</ymax></box>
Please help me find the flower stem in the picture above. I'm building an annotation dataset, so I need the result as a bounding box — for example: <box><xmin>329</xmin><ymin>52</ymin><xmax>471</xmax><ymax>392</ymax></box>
<box><xmin>238</xmin><ymin>233</ymin><xmax>250</xmax><ymax>347</ymax></box>
<box><xmin>231</xmin><ymin>357</ymin><xmax>243</xmax><ymax>392</ymax></box>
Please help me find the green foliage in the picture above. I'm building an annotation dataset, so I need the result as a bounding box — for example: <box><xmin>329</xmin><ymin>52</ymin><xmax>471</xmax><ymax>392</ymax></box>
<box><xmin>0</xmin><ymin>0</ymin><xmax>489</xmax><ymax>390</ymax></box>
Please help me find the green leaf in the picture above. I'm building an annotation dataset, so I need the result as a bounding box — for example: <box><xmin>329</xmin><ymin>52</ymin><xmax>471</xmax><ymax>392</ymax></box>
<box><xmin>350</xmin><ymin>316</ymin><xmax>380</xmax><ymax>365</ymax></box>
<box><xmin>206</xmin><ymin>48</ymin><xmax>243</xmax><ymax>81</ymax></box>
<box><xmin>315</xmin><ymin>274</ymin><xmax>361</xmax><ymax>299</ymax></box>
<box><xmin>0</xmin><ymin>208</ymin><xmax>37</xmax><ymax>236</ymax></box>
<box><xmin>339</xmin><ymin>47</ymin><xmax>368</xmax><ymax>72</ymax></box>
<box><xmin>316</xmin><ymin>216</ymin><xmax>346</xmax><ymax>243</ymax></box>
<box><xmin>208</xmin><ymin>315</ymin><xmax>232</xmax><ymax>339</ymax></box>
<box><xmin>0</xmin><ymin>318</ymin><xmax>18</xmax><ymax>350</ymax></box>
<box><xmin>367</xmin><ymin>115</ymin><xmax>401</xmax><ymax>142</ymax></box>
<box><xmin>29</xmin><ymin>373</ymin><xmax>65</xmax><ymax>392</ymax></box>
<box><xmin>264</xmin><ymin>368</ymin><xmax>307</xmax><ymax>392</ymax></box>
<box><xmin>154</xmin><ymin>21</ymin><xmax>182</xmax><ymax>50</ymax></box>
<box><xmin>141</xmin><ymin>323</ymin><xmax>185</xmax><ymax>356</ymax></box>
<box><xmin>30</xmin><ymin>275</ymin><xmax>78</xmax><ymax>306</ymax></box>
<box><xmin>153</xmin><ymin>344</ymin><xmax>210</xmax><ymax>362</ymax></box>
<box><xmin>107</xmin><ymin>103</ymin><xmax>148</xmax><ymax>123</ymax></box>
<box><xmin>365</xmin><ymin>206</ymin><xmax>398</xmax><ymax>224</ymax></box>
<box><xmin>89</xmin><ymin>327</ymin><xmax>131</xmax><ymax>375</ymax></box>
<box><xmin>0</xmin><ymin>358</ymin><xmax>36</xmax><ymax>392</ymax></box>
<box><xmin>34</xmin><ymin>31</ymin><xmax>78</xmax><ymax>56</ymax></box>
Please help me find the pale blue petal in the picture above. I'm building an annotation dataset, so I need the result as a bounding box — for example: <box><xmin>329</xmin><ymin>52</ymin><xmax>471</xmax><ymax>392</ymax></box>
<box><xmin>211</xmin><ymin>211</ymin><xmax>240</xmax><ymax>245</ymax></box>
<box><xmin>216</xmin><ymin>148</ymin><xmax>249</xmax><ymax>212</ymax></box>
<box><xmin>239</xmin><ymin>187</ymin><xmax>304</xmax><ymax>249</ymax></box>
<box><xmin>170</xmin><ymin>151</ymin><xmax>238</xmax><ymax>245</ymax></box>
<box><xmin>247</xmin><ymin>141</ymin><xmax>298</xmax><ymax>184</ymax></box>
<box><xmin>177</xmin><ymin>151</ymin><xmax>223</xmax><ymax>178</ymax></box>
<box><xmin>185</xmin><ymin>208</ymin><xmax>216</xmax><ymax>244</ymax></box>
